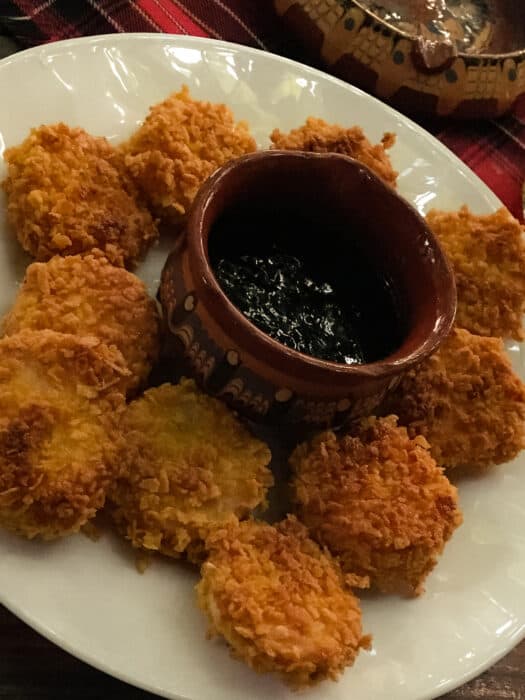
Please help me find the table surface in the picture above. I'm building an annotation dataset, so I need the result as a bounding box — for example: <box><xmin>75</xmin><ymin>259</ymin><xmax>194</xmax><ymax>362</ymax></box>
<box><xmin>0</xmin><ymin>30</ymin><xmax>524</xmax><ymax>700</ymax></box>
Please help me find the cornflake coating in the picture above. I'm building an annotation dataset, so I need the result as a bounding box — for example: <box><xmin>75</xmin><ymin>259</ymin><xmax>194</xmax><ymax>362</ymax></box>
<box><xmin>270</xmin><ymin>117</ymin><xmax>397</xmax><ymax>187</ymax></box>
<box><xmin>0</xmin><ymin>330</ymin><xmax>128</xmax><ymax>540</ymax></box>
<box><xmin>383</xmin><ymin>328</ymin><xmax>525</xmax><ymax>470</ymax></box>
<box><xmin>1</xmin><ymin>123</ymin><xmax>158</xmax><ymax>268</ymax></box>
<box><xmin>197</xmin><ymin>516</ymin><xmax>370</xmax><ymax>688</ymax></box>
<box><xmin>109</xmin><ymin>380</ymin><xmax>273</xmax><ymax>562</ymax></box>
<box><xmin>122</xmin><ymin>86</ymin><xmax>257</xmax><ymax>220</ymax></box>
<box><xmin>290</xmin><ymin>416</ymin><xmax>462</xmax><ymax>596</ymax></box>
<box><xmin>2</xmin><ymin>254</ymin><xmax>160</xmax><ymax>395</ymax></box>
<box><xmin>426</xmin><ymin>206</ymin><xmax>525</xmax><ymax>340</ymax></box>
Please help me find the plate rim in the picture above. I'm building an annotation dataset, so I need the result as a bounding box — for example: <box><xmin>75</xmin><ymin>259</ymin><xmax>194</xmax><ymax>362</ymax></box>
<box><xmin>3</xmin><ymin>561</ymin><xmax>524</xmax><ymax>700</ymax></box>
<box><xmin>0</xmin><ymin>32</ymin><xmax>504</xmax><ymax>213</ymax></box>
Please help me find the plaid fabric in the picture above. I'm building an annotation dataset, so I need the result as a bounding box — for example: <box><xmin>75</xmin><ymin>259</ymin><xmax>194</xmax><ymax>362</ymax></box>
<box><xmin>1</xmin><ymin>0</ymin><xmax>524</xmax><ymax>221</ymax></box>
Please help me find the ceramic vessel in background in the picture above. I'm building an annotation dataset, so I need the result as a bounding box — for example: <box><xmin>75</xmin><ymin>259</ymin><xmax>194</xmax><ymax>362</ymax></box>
<box><xmin>274</xmin><ymin>0</ymin><xmax>525</xmax><ymax>119</ymax></box>
<box><xmin>159</xmin><ymin>150</ymin><xmax>456</xmax><ymax>429</ymax></box>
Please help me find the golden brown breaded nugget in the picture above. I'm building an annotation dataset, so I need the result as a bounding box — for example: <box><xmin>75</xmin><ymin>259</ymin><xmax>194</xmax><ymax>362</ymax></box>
<box><xmin>123</xmin><ymin>86</ymin><xmax>256</xmax><ymax>221</ymax></box>
<box><xmin>426</xmin><ymin>206</ymin><xmax>525</xmax><ymax>340</ymax></box>
<box><xmin>0</xmin><ymin>330</ymin><xmax>128</xmax><ymax>540</ymax></box>
<box><xmin>109</xmin><ymin>380</ymin><xmax>273</xmax><ymax>562</ymax></box>
<box><xmin>2</xmin><ymin>123</ymin><xmax>158</xmax><ymax>267</ymax></box>
<box><xmin>383</xmin><ymin>328</ymin><xmax>525</xmax><ymax>469</ymax></box>
<box><xmin>197</xmin><ymin>516</ymin><xmax>370</xmax><ymax>687</ymax></box>
<box><xmin>270</xmin><ymin>117</ymin><xmax>397</xmax><ymax>187</ymax></box>
<box><xmin>290</xmin><ymin>416</ymin><xmax>462</xmax><ymax>596</ymax></box>
<box><xmin>2</xmin><ymin>254</ymin><xmax>159</xmax><ymax>394</ymax></box>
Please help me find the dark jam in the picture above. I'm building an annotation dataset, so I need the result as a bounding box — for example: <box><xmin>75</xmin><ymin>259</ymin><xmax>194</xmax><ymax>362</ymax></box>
<box><xmin>216</xmin><ymin>246</ymin><xmax>366</xmax><ymax>365</ymax></box>
<box><xmin>210</xmin><ymin>207</ymin><xmax>405</xmax><ymax>366</ymax></box>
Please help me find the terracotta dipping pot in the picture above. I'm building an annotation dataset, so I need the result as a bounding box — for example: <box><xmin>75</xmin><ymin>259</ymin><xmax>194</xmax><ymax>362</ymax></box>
<box><xmin>274</xmin><ymin>0</ymin><xmax>525</xmax><ymax>119</ymax></box>
<box><xmin>158</xmin><ymin>150</ymin><xmax>456</xmax><ymax>429</ymax></box>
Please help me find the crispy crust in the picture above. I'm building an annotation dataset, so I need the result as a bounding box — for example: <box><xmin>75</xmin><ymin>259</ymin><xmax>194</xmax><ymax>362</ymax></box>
<box><xmin>2</xmin><ymin>254</ymin><xmax>160</xmax><ymax>394</ymax></box>
<box><xmin>197</xmin><ymin>516</ymin><xmax>370</xmax><ymax>687</ymax></box>
<box><xmin>290</xmin><ymin>416</ymin><xmax>463</xmax><ymax>595</ymax></box>
<box><xmin>270</xmin><ymin>118</ymin><xmax>397</xmax><ymax>187</ymax></box>
<box><xmin>122</xmin><ymin>85</ymin><xmax>257</xmax><ymax>221</ymax></box>
<box><xmin>382</xmin><ymin>327</ymin><xmax>525</xmax><ymax>469</ymax></box>
<box><xmin>1</xmin><ymin>123</ymin><xmax>158</xmax><ymax>268</ymax></box>
<box><xmin>109</xmin><ymin>380</ymin><xmax>273</xmax><ymax>561</ymax></box>
<box><xmin>426</xmin><ymin>206</ymin><xmax>525</xmax><ymax>340</ymax></box>
<box><xmin>0</xmin><ymin>330</ymin><xmax>128</xmax><ymax>539</ymax></box>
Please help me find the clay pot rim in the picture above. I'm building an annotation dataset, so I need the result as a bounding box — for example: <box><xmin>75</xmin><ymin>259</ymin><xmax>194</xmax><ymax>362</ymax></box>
<box><xmin>352</xmin><ymin>0</ymin><xmax>525</xmax><ymax>60</ymax></box>
<box><xmin>186</xmin><ymin>149</ymin><xmax>456</xmax><ymax>382</ymax></box>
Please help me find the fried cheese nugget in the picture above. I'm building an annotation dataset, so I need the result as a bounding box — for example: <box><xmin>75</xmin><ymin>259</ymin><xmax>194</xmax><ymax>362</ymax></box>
<box><xmin>270</xmin><ymin>117</ymin><xmax>397</xmax><ymax>187</ymax></box>
<box><xmin>2</xmin><ymin>254</ymin><xmax>160</xmax><ymax>394</ymax></box>
<box><xmin>109</xmin><ymin>380</ymin><xmax>273</xmax><ymax>562</ymax></box>
<box><xmin>2</xmin><ymin>123</ymin><xmax>158</xmax><ymax>267</ymax></box>
<box><xmin>123</xmin><ymin>85</ymin><xmax>257</xmax><ymax>221</ymax></box>
<box><xmin>197</xmin><ymin>516</ymin><xmax>370</xmax><ymax>687</ymax></box>
<box><xmin>382</xmin><ymin>328</ymin><xmax>525</xmax><ymax>469</ymax></box>
<box><xmin>290</xmin><ymin>416</ymin><xmax>463</xmax><ymax>596</ymax></box>
<box><xmin>0</xmin><ymin>330</ymin><xmax>128</xmax><ymax>540</ymax></box>
<box><xmin>426</xmin><ymin>206</ymin><xmax>525</xmax><ymax>340</ymax></box>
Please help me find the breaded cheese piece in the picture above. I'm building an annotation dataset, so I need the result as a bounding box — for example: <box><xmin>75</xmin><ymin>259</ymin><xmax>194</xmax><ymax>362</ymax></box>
<box><xmin>426</xmin><ymin>206</ymin><xmax>525</xmax><ymax>340</ymax></box>
<box><xmin>109</xmin><ymin>380</ymin><xmax>273</xmax><ymax>562</ymax></box>
<box><xmin>270</xmin><ymin>117</ymin><xmax>397</xmax><ymax>187</ymax></box>
<box><xmin>2</xmin><ymin>254</ymin><xmax>160</xmax><ymax>394</ymax></box>
<box><xmin>122</xmin><ymin>85</ymin><xmax>257</xmax><ymax>221</ymax></box>
<box><xmin>1</xmin><ymin>123</ymin><xmax>158</xmax><ymax>268</ymax></box>
<box><xmin>0</xmin><ymin>330</ymin><xmax>128</xmax><ymax>540</ymax></box>
<box><xmin>290</xmin><ymin>416</ymin><xmax>463</xmax><ymax>596</ymax></box>
<box><xmin>197</xmin><ymin>516</ymin><xmax>370</xmax><ymax>687</ymax></box>
<box><xmin>383</xmin><ymin>327</ymin><xmax>525</xmax><ymax>470</ymax></box>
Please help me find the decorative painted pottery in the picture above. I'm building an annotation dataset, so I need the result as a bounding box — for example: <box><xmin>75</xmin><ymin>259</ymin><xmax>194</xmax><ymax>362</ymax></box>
<box><xmin>274</xmin><ymin>0</ymin><xmax>525</xmax><ymax>118</ymax></box>
<box><xmin>159</xmin><ymin>150</ymin><xmax>456</xmax><ymax>429</ymax></box>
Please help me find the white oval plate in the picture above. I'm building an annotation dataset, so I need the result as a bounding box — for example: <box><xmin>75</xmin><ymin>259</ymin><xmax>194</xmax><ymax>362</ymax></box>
<box><xmin>0</xmin><ymin>33</ymin><xmax>524</xmax><ymax>700</ymax></box>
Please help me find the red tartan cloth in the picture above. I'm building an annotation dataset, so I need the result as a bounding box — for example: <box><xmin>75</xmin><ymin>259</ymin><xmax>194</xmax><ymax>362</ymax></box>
<box><xmin>2</xmin><ymin>0</ymin><xmax>525</xmax><ymax>221</ymax></box>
